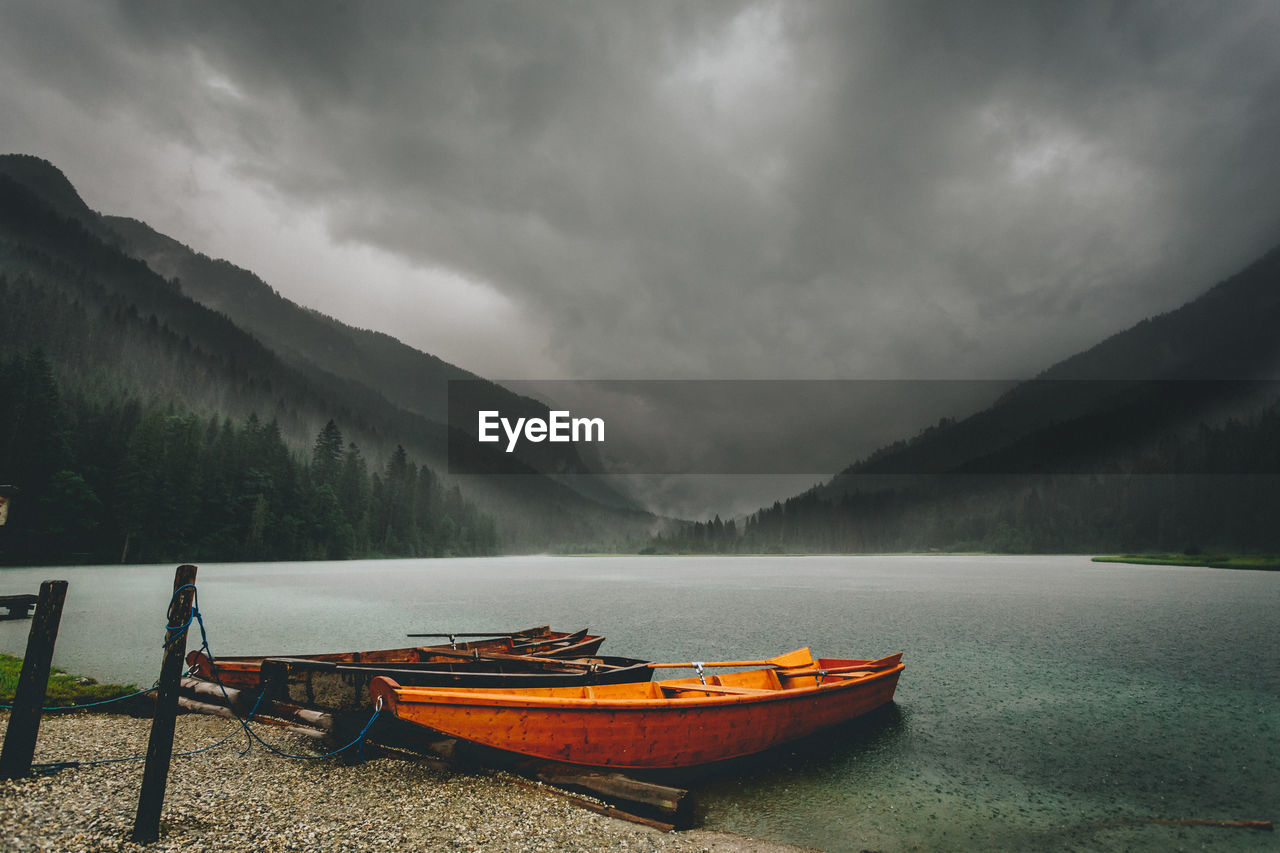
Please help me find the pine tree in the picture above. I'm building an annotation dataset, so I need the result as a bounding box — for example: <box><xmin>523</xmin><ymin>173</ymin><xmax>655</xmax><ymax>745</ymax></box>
<box><xmin>312</xmin><ymin>419</ymin><xmax>344</xmax><ymax>489</ymax></box>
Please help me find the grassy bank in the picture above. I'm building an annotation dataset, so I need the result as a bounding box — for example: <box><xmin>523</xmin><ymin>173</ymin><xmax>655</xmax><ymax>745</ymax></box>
<box><xmin>1092</xmin><ymin>554</ymin><xmax>1280</xmax><ymax>571</ymax></box>
<box><xmin>0</xmin><ymin>654</ymin><xmax>143</xmax><ymax>707</ymax></box>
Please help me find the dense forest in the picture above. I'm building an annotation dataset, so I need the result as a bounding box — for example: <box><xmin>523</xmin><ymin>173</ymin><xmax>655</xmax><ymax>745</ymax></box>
<box><xmin>0</xmin><ymin>154</ymin><xmax>657</xmax><ymax>555</ymax></box>
<box><xmin>0</xmin><ymin>350</ymin><xmax>496</xmax><ymax>565</ymax></box>
<box><xmin>652</xmin><ymin>398</ymin><xmax>1280</xmax><ymax>554</ymax></box>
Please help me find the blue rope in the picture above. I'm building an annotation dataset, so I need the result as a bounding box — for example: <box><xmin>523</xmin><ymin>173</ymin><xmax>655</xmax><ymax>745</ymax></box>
<box><xmin>41</xmin><ymin>684</ymin><xmax>157</xmax><ymax>711</ymax></box>
<box><xmin>0</xmin><ymin>684</ymin><xmax>155</xmax><ymax>712</ymax></box>
<box><xmin>163</xmin><ymin>583</ymin><xmax>199</xmax><ymax>647</ymax></box>
<box><xmin>18</xmin><ymin>582</ymin><xmax>383</xmax><ymax>774</ymax></box>
<box><xmin>176</xmin><ymin>593</ymin><xmax>386</xmax><ymax>761</ymax></box>
<box><xmin>1</xmin><ymin>583</ymin><xmax>200</xmax><ymax>712</ymax></box>
<box><xmin>29</xmin><ymin>704</ymin><xmax>383</xmax><ymax>774</ymax></box>
<box><xmin>194</xmin><ymin>626</ymin><xmax>384</xmax><ymax>761</ymax></box>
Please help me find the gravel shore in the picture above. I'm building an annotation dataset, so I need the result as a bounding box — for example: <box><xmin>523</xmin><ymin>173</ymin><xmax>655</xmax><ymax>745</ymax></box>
<box><xmin>0</xmin><ymin>712</ymin><xmax>817</xmax><ymax>852</ymax></box>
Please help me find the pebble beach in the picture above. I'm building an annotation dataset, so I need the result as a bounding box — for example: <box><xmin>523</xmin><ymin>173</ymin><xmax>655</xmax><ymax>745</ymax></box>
<box><xmin>0</xmin><ymin>712</ymin><xmax>817</xmax><ymax>853</ymax></box>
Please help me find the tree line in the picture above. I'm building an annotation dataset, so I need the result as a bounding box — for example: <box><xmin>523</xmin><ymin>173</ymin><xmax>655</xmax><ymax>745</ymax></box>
<box><xmin>649</xmin><ymin>400</ymin><xmax>1280</xmax><ymax>555</ymax></box>
<box><xmin>0</xmin><ymin>350</ymin><xmax>497</xmax><ymax>565</ymax></box>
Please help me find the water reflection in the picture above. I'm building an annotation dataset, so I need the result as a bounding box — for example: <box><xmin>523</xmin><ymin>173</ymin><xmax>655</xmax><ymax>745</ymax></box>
<box><xmin>688</xmin><ymin>701</ymin><xmax>905</xmax><ymax>788</ymax></box>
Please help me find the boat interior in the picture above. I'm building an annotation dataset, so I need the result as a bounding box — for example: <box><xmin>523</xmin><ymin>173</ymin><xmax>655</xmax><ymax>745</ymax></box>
<box><xmin>390</xmin><ymin>660</ymin><xmax>894</xmax><ymax>701</ymax></box>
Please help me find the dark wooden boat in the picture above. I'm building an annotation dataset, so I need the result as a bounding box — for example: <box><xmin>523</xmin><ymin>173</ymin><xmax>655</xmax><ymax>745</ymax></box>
<box><xmin>369</xmin><ymin>649</ymin><xmax>904</xmax><ymax>770</ymax></box>
<box><xmin>185</xmin><ymin>625</ymin><xmax>604</xmax><ymax>689</ymax></box>
<box><xmin>183</xmin><ymin>626</ymin><xmax>623</xmax><ymax>711</ymax></box>
<box><xmin>254</xmin><ymin>652</ymin><xmax>653</xmax><ymax>712</ymax></box>
<box><xmin>0</xmin><ymin>593</ymin><xmax>38</xmax><ymax>620</ymax></box>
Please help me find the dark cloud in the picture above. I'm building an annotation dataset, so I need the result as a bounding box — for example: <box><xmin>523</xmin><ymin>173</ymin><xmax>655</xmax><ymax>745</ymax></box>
<box><xmin>3</xmin><ymin>0</ymin><xmax>1280</xmax><ymax>512</ymax></box>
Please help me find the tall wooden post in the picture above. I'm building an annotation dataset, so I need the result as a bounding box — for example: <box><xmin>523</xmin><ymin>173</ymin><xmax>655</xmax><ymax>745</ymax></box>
<box><xmin>132</xmin><ymin>565</ymin><xmax>197</xmax><ymax>844</ymax></box>
<box><xmin>0</xmin><ymin>579</ymin><xmax>68</xmax><ymax>779</ymax></box>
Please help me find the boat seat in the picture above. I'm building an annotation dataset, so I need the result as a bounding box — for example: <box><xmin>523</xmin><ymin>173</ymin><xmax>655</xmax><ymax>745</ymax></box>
<box><xmin>662</xmin><ymin>683</ymin><xmax>774</xmax><ymax>696</ymax></box>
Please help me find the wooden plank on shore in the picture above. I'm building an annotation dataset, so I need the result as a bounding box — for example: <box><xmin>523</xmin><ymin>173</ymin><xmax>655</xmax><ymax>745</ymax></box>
<box><xmin>510</xmin><ymin>776</ymin><xmax>676</xmax><ymax>833</ymax></box>
<box><xmin>287</xmin><ymin>705</ymin><xmax>336</xmax><ymax>732</ymax></box>
<box><xmin>180</xmin><ymin>677</ymin><xmax>248</xmax><ymax>709</ymax></box>
<box><xmin>178</xmin><ymin>677</ymin><xmax>337</xmax><ymax>732</ymax></box>
<box><xmin>177</xmin><ymin>696</ymin><xmax>236</xmax><ymax>719</ymax></box>
<box><xmin>282</xmin><ymin>725</ymin><xmax>328</xmax><ymax>741</ymax></box>
<box><xmin>535</xmin><ymin>764</ymin><xmax>690</xmax><ymax>824</ymax></box>
<box><xmin>380</xmin><ymin>730</ymin><xmax>694</xmax><ymax>828</ymax></box>
<box><xmin>172</xmin><ymin>695</ymin><xmax>327</xmax><ymax>742</ymax></box>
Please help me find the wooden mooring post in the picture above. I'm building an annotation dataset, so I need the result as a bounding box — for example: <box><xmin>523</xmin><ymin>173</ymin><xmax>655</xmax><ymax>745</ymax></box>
<box><xmin>131</xmin><ymin>565</ymin><xmax>197</xmax><ymax>844</ymax></box>
<box><xmin>0</xmin><ymin>580</ymin><xmax>68</xmax><ymax>779</ymax></box>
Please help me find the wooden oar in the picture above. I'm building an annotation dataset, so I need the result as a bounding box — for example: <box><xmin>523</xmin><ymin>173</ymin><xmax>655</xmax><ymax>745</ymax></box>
<box><xmin>512</xmin><ymin>628</ymin><xmax>589</xmax><ymax>649</ymax></box>
<box><xmin>800</xmin><ymin>659</ymin><xmax>904</xmax><ymax>678</ymax></box>
<box><xmin>804</xmin><ymin>653</ymin><xmax>903</xmax><ymax>673</ymax></box>
<box><xmin>417</xmin><ymin>647</ymin><xmax>616</xmax><ymax>670</ymax></box>
<box><xmin>406</xmin><ymin>631</ymin><xmax>528</xmax><ymax>638</ymax></box>
<box><xmin>647</xmin><ymin>648</ymin><xmax>816</xmax><ymax>670</ymax></box>
<box><xmin>406</xmin><ymin>624</ymin><xmax>551</xmax><ymax>639</ymax></box>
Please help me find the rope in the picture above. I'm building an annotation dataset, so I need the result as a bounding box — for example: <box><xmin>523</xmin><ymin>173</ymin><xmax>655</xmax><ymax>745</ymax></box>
<box><xmin>163</xmin><ymin>583</ymin><xmax>199</xmax><ymax>647</ymax></box>
<box><xmin>1</xmin><ymin>583</ymin><xmax>200</xmax><ymax>711</ymax></box>
<box><xmin>235</xmin><ymin>696</ymin><xmax>381</xmax><ymax>758</ymax></box>
<box><xmin>0</xmin><ymin>684</ymin><xmax>156</xmax><ymax>712</ymax></box>
<box><xmin>192</xmin><ymin>635</ymin><xmax>383</xmax><ymax>761</ymax></box>
<box><xmin>15</xmin><ymin>583</ymin><xmax>383</xmax><ymax>774</ymax></box>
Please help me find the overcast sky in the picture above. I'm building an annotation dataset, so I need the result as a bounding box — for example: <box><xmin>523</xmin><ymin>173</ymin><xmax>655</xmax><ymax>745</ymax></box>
<box><xmin>4</xmin><ymin>0</ymin><xmax>1279</xmax><ymax>383</ymax></box>
<box><xmin>4</xmin><ymin>1</ymin><xmax>1280</xmax><ymax>515</ymax></box>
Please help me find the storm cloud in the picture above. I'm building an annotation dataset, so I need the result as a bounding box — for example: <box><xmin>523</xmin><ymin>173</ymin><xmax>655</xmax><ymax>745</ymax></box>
<box><xmin>3</xmin><ymin>1</ymin><xmax>1280</xmax><ymax>514</ymax></box>
<box><xmin>4</xmin><ymin>0</ymin><xmax>1280</xmax><ymax>381</ymax></box>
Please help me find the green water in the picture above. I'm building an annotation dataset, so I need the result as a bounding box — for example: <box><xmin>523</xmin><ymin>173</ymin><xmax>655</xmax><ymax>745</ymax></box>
<box><xmin>1</xmin><ymin>555</ymin><xmax>1275</xmax><ymax>851</ymax></box>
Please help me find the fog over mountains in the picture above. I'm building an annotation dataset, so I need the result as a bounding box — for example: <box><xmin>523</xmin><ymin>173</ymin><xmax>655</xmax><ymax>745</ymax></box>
<box><xmin>0</xmin><ymin>154</ymin><xmax>657</xmax><ymax>558</ymax></box>
<box><xmin>4</xmin><ymin>2</ymin><xmax>1280</xmax><ymax>558</ymax></box>
<box><xmin>3</xmin><ymin>151</ymin><xmax>1278</xmax><ymax>559</ymax></box>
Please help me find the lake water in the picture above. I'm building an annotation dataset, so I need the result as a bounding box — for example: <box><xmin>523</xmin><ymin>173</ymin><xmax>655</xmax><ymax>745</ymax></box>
<box><xmin>1</xmin><ymin>555</ymin><xmax>1276</xmax><ymax>852</ymax></box>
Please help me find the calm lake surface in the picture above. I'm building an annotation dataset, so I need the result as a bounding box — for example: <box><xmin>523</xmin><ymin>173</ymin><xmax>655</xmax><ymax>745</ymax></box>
<box><xmin>1</xmin><ymin>555</ymin><xmax>1276</xmax><ymax>852</ymax></box>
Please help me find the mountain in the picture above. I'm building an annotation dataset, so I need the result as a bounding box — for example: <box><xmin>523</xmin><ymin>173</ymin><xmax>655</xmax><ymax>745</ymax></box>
<box><xmin>103</xmin><ymin>218</ymin><xmax>519</xmax><ymax>434</ymax></box>
<box><xmin>668</xmin><ymin>239</ymin><xmax>1280</xmax><ymax>554</ymax></box>
<box><xmin>0</xmin><ymin>154</ymin><xmax>654</xmax><ymax>557</ymax></box>
<box><xmin>99</xmin><ymin>214</ymin><xmax>638</xmax><ymax>511</ymax></box>
<box><xmin>834</xmin><ymin>242</ymin><xmax>1280</xmax><ymax>481</ymax></box>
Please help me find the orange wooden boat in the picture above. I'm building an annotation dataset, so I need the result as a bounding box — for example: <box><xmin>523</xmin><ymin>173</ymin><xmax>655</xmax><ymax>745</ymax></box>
<box><xmin>369</xmin><ymin>648</ymin><xmax>904</xmax><ymax>770</ymax></box>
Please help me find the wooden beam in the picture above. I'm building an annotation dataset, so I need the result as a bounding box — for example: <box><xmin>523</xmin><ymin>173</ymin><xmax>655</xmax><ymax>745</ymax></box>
<box><xmin>0</xmin><ymin>580</ymin><xmax>68</xmax><ymax>779</ymax></box>
<box><xmin>132</xmin><ymin>565</ymin><xmax>197</xmax><ymax>844</ymax></box>
<box><xmin>535</xmin><ymin>764</ymin><xmax>691</xmax><ymax>826</ymax></box>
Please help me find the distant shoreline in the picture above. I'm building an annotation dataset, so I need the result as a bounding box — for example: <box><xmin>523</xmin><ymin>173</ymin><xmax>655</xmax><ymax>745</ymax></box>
<box><xmin>1092</xmin><ymin>554</ymin><xmax>1280</xmax><ymax>571</ymax></box>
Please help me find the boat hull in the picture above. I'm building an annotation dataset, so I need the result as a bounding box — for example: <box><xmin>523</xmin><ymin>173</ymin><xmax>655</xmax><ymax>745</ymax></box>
<box><xmin>370</xmin><ymin>658</ymin><xmax>904</xmax><ymax>769</ymax></box>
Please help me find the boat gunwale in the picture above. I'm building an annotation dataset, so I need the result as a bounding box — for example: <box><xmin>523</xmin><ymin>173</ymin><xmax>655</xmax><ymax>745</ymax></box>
<box><xmin>183</xmin><ymin>628</ymin><xmax>600</xmax><ymax>671</ymax></box>
<box><xmin>374</xmin><ymin>661</ymin><xmax>905</xmax><ymax>711</ymax></box>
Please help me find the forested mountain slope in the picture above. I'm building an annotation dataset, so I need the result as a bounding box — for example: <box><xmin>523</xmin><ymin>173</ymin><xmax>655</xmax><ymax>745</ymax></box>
<box><xmin>0</xmin><ymin>154</ymin><xmax>654</xmax><ymax>560</ymax></box>
<box><xmin>661</xmin><ymin>239</ymin><xmax>1280</xmax><ymax>554</ymax></box>
<box><xmin>831</xmin><ymin>243</ymin><xmax>1280</xmax><ymax>482</ymax></box>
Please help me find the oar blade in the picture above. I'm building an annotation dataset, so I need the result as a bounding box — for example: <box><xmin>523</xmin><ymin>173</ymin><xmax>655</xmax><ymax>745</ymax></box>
<box><xmin>648</xmin><ymin>647</ymin><xmax>817</xmax><ymax>669</ymax></box>
<box><xmin>768</xmin><ymin>647</ymin><xmax>816</xmax><ymax>669</ymax></box>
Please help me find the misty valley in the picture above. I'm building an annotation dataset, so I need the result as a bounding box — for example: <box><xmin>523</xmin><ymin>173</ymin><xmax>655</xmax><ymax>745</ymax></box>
<box><xmin>1</xmin><ymin>154</ymin><xmax>1279</xmax><ymax>565</ymax></box>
